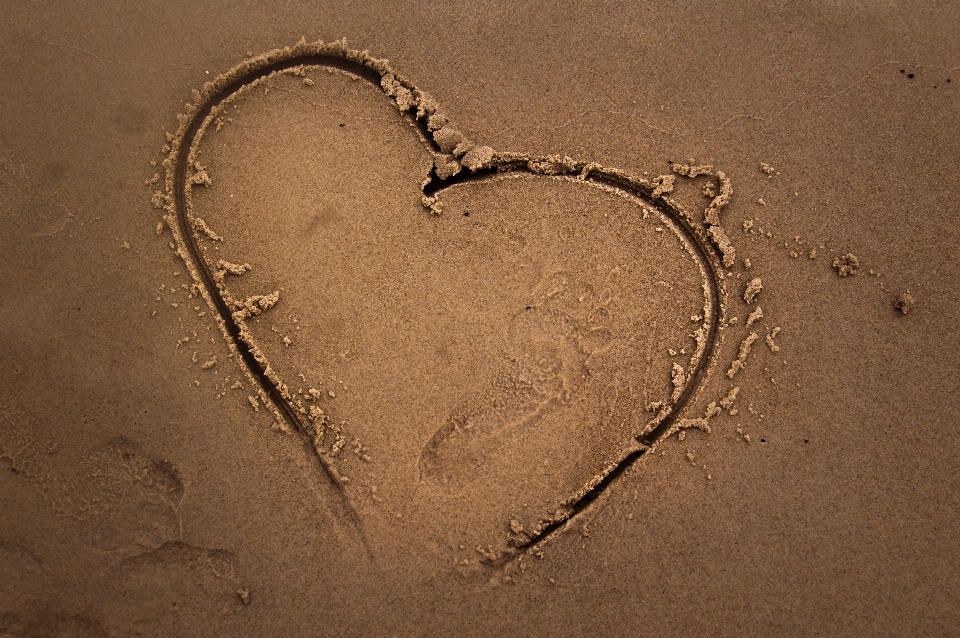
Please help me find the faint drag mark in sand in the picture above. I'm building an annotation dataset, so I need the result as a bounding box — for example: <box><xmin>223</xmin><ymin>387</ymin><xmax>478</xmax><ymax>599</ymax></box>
<box><xmin>34</xmin><ymin>37</ymin><xmax>194</xmax><ymax>73</ymax></box>
<box><xmin>550</xmin><ymin>59</ymin><xmax>957</xmax><ymax>143</ymax></box>
<box><xmin>698</xmin><ymin>59</ymin><xmax>957</xmax><ymax>140</ymax></box>
<box><xmin>155</xmin><ymin>39</ymin><xmax>726</xmax><ymax>558</ymax></box>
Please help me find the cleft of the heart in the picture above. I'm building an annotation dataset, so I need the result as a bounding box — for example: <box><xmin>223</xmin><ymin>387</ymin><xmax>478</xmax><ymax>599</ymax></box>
<box><xmin>155</xmin><ymin>39</ymin><xmax>723</xmax><ymax>567</ymax></box>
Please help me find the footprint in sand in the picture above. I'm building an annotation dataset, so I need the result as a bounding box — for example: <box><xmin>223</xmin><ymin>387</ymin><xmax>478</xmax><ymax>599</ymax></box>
<box><xmin>419</xmin><ymin>267</ymin><xmax>627</xmax><ymax>483</ymax></box>
<box><xmin>0</xmin><ymin>409</ymin><xmax>183</xmax><ymax>556</ymax></box>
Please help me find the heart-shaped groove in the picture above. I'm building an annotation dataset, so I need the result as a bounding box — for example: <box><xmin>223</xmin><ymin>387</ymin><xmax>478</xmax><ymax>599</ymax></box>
<box><xmin>157</xmin><ymin>39</ymin><xmax>724</xmax><ymax>559</ymax></box>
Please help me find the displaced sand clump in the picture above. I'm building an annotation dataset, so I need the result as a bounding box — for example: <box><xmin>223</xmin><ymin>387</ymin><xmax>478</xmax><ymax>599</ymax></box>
<box><xmin>727</xmin><ymin>332</ymin><xmax>759</xmax><ymax>379</ymax></box>
<box><xmin>666</xmin><ymin>161</ymin><xmax>736</xmax><ymax>267</ymax></box>
<box><xmin>704</xmin><ymin>172</ymin><xmax>735</xmax><ymax>266</ymax></box>
<box><xmin>743</xmin><ymin>277</ymin><xmax>763</xmax><ymax>304</ymax></box>
<box><xmin>672</xmin><ymin>159</ymin><xmax>712</xmax><ymax>178</ymax></box>
<box><xmin>895</xmin><ymin>291</ymin><xmax>914</xmax><ymax>314</ymax></box>
<box><xmin>833</xmin><ymin>253</ymin><xmax>859</xmax><ymax>277</ymax></box>
<box><xmin>707</xmin><ymin>225</ymin><xmax>736</xmax><ymax>267</ymax></box>
<box><xmin>704</xmin><ymin>171</ymin><xmax>733</xmax><ymax>227</ymax></box>
<box><xmin>651</xmin><ymin>174</ymin><xmax>675</xmax><ymax>198</ymax></box>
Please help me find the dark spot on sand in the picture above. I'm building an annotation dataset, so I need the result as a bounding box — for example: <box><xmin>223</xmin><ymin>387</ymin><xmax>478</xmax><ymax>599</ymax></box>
<box><xmin>43</xmin><ymin>160</ymin><xmax>66</xmax><ymax>183</ymax></box>
<box><xmin>110</xmin><ymin>100</ymin><xmax>149</xmax><ymax>136</ymax></box>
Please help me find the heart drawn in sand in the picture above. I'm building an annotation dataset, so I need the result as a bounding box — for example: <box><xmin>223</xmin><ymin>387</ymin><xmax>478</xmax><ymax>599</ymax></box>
<box><xmin>156</xmin><ymin>40</ymin><xmax>724</xmax><ymax>563</ymax></box>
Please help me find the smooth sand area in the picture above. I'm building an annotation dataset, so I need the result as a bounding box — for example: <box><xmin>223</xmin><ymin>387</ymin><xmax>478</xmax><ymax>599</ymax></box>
<box><xmin>2</xmin><ymin>3</ymin><xmax>957</xmax><ymax>636</ymax></box>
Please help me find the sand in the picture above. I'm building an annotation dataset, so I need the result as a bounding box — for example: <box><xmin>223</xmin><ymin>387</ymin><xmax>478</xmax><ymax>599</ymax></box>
<box><xmin>2</xmin><ymin>2</ymin><xmax>959</xmax><ymax>636</ymax></box>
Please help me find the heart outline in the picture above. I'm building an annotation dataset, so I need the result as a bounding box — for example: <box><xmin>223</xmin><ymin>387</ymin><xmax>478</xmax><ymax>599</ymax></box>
<box><xmin>155</xmin><ymin>39</ymin><xmax>725</xmax><ymax>556</ymax></box>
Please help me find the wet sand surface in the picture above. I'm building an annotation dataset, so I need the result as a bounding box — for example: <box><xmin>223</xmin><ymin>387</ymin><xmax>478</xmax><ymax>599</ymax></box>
<box><xmin>2</xmin><ymin>2</ymin><xmax>958</xmax><ymax>636</ymax></box>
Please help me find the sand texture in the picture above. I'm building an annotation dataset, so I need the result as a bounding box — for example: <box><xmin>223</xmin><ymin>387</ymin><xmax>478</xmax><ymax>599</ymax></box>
<box><xmin>1</xmin><ymin>2</ymin><xmax>958</xmax><ymax>636</ymax></box>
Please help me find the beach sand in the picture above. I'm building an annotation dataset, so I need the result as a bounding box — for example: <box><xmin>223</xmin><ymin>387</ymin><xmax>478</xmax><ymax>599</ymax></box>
<box><xmin>1</xmin><ymin>2</ymin><xmax>958</xmax><ymax>635</ymax></box>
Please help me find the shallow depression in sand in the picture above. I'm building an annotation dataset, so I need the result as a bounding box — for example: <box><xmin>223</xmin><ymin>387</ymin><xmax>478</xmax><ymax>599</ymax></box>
<box><xmin>170</xmin><ymin>48</ymin><xmax>720</xmax><ymax>563</ymax></box>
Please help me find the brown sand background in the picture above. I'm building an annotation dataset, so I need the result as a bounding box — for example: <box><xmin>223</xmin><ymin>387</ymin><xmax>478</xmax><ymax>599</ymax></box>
<box><xmin>2</xmin><ymin>2</ymin><xmax>958</xmax><ymax>636</ymax></box>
